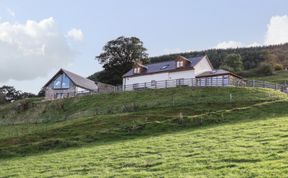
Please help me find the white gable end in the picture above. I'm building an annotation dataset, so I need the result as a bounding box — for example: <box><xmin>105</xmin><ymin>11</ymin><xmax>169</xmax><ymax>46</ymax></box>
<box><xmin>194</xmin><ymin>56</ymin><xmax>213</xmax><ymax>75</ymax></box>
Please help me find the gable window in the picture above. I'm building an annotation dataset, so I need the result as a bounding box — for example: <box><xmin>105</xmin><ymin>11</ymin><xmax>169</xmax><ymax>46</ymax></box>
<box><xmin>134</xmin><ymin>67</ymin><xmax>140</xmax><ymax>74</ymax></box>
<box><xmin>177</xmin><ymin>61</ymin><xmax>184</xmax><ymax>68</ymax></box>
<box><xmin>53</xmin><ymin>74</ymin><xmax>70</xmax><ymax>89</ymax></box>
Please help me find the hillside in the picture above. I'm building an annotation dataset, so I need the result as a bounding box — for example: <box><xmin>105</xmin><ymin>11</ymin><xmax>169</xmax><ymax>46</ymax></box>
<box><xmin>248</xmin><ymin>70</ymin><xmax>288</xmax><ymax>84</ymax></box>
<box><xmin>1</xmin><ymin>87</ymin><xmax>288</xmax><ymax>177</ymax></box>
<box><xmin>150</xmin><ymin>43</ymin><xmax>288</xmax><ymax>70</ymax></box>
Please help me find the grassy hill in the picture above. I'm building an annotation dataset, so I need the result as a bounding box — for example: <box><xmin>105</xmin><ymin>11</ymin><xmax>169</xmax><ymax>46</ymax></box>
<box><xmin>248</xmin><ymin>70</ymin><xmax>288</xmax><ymax>84</ymax></box>
<box><xmin>1</xmin><ymin>87</ymin><xmax>288</xmax><ymax>177</ymax></box>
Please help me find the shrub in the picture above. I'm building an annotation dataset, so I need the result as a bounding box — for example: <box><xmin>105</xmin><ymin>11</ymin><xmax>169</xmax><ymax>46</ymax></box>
<box><xmin>274</xmin><ymin>64</ymin><xmax>283</xmax><ymax>71</ymax></box>
<box><xmin>256</xmin><ymin>63</ymin><xmax>274</xmax><ymax>76</ymax></box>
<box><xmin>237</xmin><ymin>63</ymin><xmax>274</xmax><ymax>77</ymax></box>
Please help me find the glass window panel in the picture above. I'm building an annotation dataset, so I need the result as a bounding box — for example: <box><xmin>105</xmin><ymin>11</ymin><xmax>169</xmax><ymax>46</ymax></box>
<box><xmin>62</xmin><ymin>74</ymin><xmax>70</xmax><ymax>88</ymax></box>
<box><xmin>53</xmin><ymin>75</ymin><xmax>62</xmax><ymax>89</ymax></box>
<box><xmin>52</xmin><ymin>74</ymin><xmax>70</xmax><ymax>89</ymax></box>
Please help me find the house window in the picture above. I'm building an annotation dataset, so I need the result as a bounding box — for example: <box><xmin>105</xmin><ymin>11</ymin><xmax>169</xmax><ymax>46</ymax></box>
<box><xmin>53</xmin><ymin>74</ymin><xmax>70</xmax><ymax>89</ymax></box>
<box><xmin>151</xmin><ymin>80</ymin><xmax>157</xmax><ymax>87</ymax></box>
<box><xmin>134</xmin><ymin>67</ymin><xmax>140</xmax><ymax>74</ymax></box>
<box><xmin>177</xmin><ymin>61</ymin><xmax>184</xmax><ymax>68</ymax></box>
<box><xmin>55</xmin><ymin>93</ymin><xmax>64</xmax><ymax>99</ymax></box>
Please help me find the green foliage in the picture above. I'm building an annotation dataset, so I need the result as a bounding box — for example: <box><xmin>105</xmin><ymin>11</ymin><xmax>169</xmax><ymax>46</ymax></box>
<box><xmin>149</xmin><ymin>43</ymin><xmax>288</xmax><ymax>72</ymax></box>
<box><xmin>0</xmin><ymin>85</ymin><xmax>36</xmax><ymax>104</ymax></box>
<box><xmin>256</xmin><ymin>63</ymin><xmax>274</xmax><ymax>76</ymax></box>
<box><xmin>220</xmin><ymin>53</ymin><xmax>243</xmax><ymax>72</ymax></box>
<box><xmin>238</xmin><ymin>63</ymin><xmax>275</xmax><ymax>77</ymax></box>
<box><xmin>95</xmin><ymin>36</ymin><xmax>149</xmax><ymax>85</ymax></box>
<box><xmin>274</xmin><ymin>63</ymin><xmax>283</xmax><ymax>71</ymax></box>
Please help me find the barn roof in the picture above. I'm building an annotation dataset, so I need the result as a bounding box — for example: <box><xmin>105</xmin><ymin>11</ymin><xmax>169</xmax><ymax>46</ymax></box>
<box><xmin>123</xmin><ymin>55</ymin><xmax>207</xmax><ymax>77</ymax></box>
<box><xmin>43</xmin><ymin>69</ymin><xmax>98</xmax><ymax>91</ymax></box>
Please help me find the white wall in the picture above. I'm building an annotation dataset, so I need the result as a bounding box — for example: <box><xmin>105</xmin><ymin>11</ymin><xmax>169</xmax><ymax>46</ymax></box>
<box><xmin>76</xmin><ymin>86</ymin><xmax>91</xmax><ymax>93</ymax></box>
<box><xmin>194</xmin><ymin>56</ymin><xmax>213</xmax><ymax>75</ymax></box>
<box><xmin>124</xmin><ymin>72</ymin><xmax>169</xmax><ymax>85</ymax></box>
<box><xmin>123</xmin><ymin>70</ymin><xmax>196</xmax><ymax>91</ymax></box>
<box><xmin>168</xmin><ymin>70</ymin><xmax>196</xmax><ymax>80</ymax></box>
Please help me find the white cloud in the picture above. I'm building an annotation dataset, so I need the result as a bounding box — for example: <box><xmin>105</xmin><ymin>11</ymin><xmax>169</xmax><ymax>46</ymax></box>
<box><xmin>214</xmin><ymin>41</ymin><xmax>243</xmax><ymax>49</ymax></box>
<box><xmin>265</xmin><ymin>15</ymin><xmax>288</xmax><ymax>45</ymax></box>
<box><xmin>216</xmin><ymin>15</ymin><xmax>288</xmax><ymax>49</ymax></box>
<box><xmin>0</xmin><ymin>17</ymin><xmax>76</xmax><ymax>82</ymax></box>
<box><xmin>6</xmin><ymin>8</ymin><xmax>15</xmax><ymax>17</ymax></box>
<box><xmin>247</xmin><ymin>42</ymin><xmax>262</xmax><ymax>47</ymax></box>
<box><xmin>67</xmin><ymin>28</ymin><xmax>84</xmax><ymax>41</ymax></box>
<box><xmin>214</xmin><ymin>41</ymin><xmax>261</xmax><ymax>49</ymax></box>
<box><xmin>163</xmin><ymin>48</ymin><xmax>192</xmax><ymax>54</ymax></box>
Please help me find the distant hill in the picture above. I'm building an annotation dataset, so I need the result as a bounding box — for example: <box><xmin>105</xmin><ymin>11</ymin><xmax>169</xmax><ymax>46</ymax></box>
<box><xmin>150</xmin><ymin>43</ymin><xmax>288</xmax><ymax>70</ymax></box>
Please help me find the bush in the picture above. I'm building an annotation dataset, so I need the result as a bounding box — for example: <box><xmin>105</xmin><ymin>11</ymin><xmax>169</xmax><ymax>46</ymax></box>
<box><xmin>274</xmin><ymin>64</ymin><xmax>283</xmax><ymax>71</ymax></box>
<box><xmin>237</xmin><ymin>63</ymin><xmax>274</xmax><ymax>77</ymax></box>
<box><xmin>256</xmin><ymin>63</ymin><xmax>274</xmax><ymax>76</ymax></box>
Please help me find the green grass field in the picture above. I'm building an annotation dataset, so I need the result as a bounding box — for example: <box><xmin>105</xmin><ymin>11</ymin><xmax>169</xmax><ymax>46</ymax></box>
<box><xmin>0</xmin><ymin>87</ymin><xmax>288</xmax><ymax>177</ymax></box>
<box><xmin>248</xmin><ymin>70</ymin><xmax>288</xmax><ymax>84</ymax></box>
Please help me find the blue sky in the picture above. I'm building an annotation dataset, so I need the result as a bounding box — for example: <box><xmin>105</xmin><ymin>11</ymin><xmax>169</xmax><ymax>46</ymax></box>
<box><xmin>0</xmin><ymin>0</ymin><xmax>288</xmax><ymax>93</ymax></box>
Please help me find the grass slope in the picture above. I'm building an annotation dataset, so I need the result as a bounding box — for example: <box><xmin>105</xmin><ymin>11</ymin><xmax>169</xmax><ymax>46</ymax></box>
<box><xmin>0</xmin><ymin>87</ymin><xmax>288</xmax><ymax>177</ymax></box>
<box><xmin>248</xmin><ymin>70</ymin><xmax>288</xmax><ymax>84</ymax></box>
<box><xmin>2</xmin><ymin>101</ymin><xmax>288</xmax><ymax>177</ymax></box>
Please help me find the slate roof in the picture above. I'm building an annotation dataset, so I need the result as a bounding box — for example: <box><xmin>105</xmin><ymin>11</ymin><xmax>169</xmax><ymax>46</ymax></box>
<box><xmin>43</xmin><ymin>69</ymin><xmax>98</xmax><ymax>91</ymax></box>
<box><xmin>123</xmin><ymin>56</ymin><xmax>205</xmax><ymax>77</ymax></box>
<box><xmin>196</xmin><ymin>69</ymin><xmax>242</xmax><ymax>79</ymax></box>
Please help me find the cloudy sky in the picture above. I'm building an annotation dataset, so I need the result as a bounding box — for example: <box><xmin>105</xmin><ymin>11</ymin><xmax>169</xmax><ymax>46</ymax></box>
<box><xmin>0</xmin><ymin>0</ymin><xmax>288</xmax><ymax>93</ymax></box>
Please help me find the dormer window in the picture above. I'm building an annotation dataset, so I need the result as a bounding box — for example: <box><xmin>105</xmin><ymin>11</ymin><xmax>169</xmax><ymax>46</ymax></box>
<box><xmin>134</xmin><ymin>67</ymin><xmax>141</xmax><ymax>74</ymax></box>
<box><xmin>177</xmin><ymin>61</ymin><xmax>184</xmax><ymax>68</ymax></box>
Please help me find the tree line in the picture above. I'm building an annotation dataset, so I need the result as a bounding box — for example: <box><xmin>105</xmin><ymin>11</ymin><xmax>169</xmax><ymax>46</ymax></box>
<box><xmin>0</xmin><ymin>86</ymin><xmax>36</xmax><ymax>105</ymax></box>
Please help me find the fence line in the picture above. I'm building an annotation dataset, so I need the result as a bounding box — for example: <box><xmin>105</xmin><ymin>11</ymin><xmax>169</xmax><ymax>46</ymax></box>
<box><xmin>76</xmin><ymin>77</ymin><xmax>286</xmax><ymax>97</ymax></box>
<box><xmin>121</xmin><ymin>78</ymin><xmax>285</xmax><ymax>92</ymax></box>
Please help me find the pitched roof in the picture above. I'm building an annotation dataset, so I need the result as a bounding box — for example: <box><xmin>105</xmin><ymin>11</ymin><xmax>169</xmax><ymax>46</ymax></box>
<box><xmin>123</xmin><ymin>56</ymin><xmax>205</xmax><ymax>77</ymax></box>
<box><xmin>43</xmin><ymin>69</ymin><xmax>98</xmax><ymax>91</ymax></box>
<box><xmin>196</xmin><ymin>69</ymin><xmax>242</xmax><ymax>79</ymax></box>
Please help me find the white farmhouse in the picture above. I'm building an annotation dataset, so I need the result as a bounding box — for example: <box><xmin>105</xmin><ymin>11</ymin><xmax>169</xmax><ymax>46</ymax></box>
<box><xmin>122</xmin><ymin>55</ymin><xmax>243</xmax><ymax>91</ymax></box>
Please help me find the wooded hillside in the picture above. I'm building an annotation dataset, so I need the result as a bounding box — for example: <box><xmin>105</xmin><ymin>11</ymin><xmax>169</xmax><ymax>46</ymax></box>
<box><xmin>150</xmin><ymin>43</ymin><xmax>288</xmax><ymax>70</ymax></box>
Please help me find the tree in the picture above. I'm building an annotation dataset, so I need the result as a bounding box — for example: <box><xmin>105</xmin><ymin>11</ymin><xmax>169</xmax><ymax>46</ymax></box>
<box><xmin>0</xmin><ymin>85</ymin><xmax>21</xmax><ymax>102</ymax></box>
<box><xmin>256</xmin><ymin>63</ymin><xmax>274</xmax><ymax>76</ymax></box>
<box><xmin>0</xmin><ymin>86</ymin><xmax>36</xmax><ymax>104</ymax></box>
<box><xmin>0</xmin><ymin>93</ymin><xmax>5</xmax><ymax>105</ymax></box>
<box><xmin>220</xmin><ymin>54</ymin><xmax>243</xmax><ymax>72</ymax></box>
<box><xmin>95</xmin><ymin>36</ymin><xmax>149</xmax><ymax>85</ymax></box>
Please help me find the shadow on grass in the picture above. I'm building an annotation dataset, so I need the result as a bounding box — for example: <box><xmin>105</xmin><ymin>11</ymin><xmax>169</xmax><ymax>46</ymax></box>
<box><xmin>1</xmin><ymin>99</ymin><xmax>288</xmax><ymax>160</ymax></box>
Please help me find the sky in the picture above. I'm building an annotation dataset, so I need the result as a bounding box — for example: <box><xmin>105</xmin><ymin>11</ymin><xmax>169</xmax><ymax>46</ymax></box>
<box><xmin>0</xmin><ymin>0</ymin><xmax>288</xmax><ymax>94</ymax></box>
